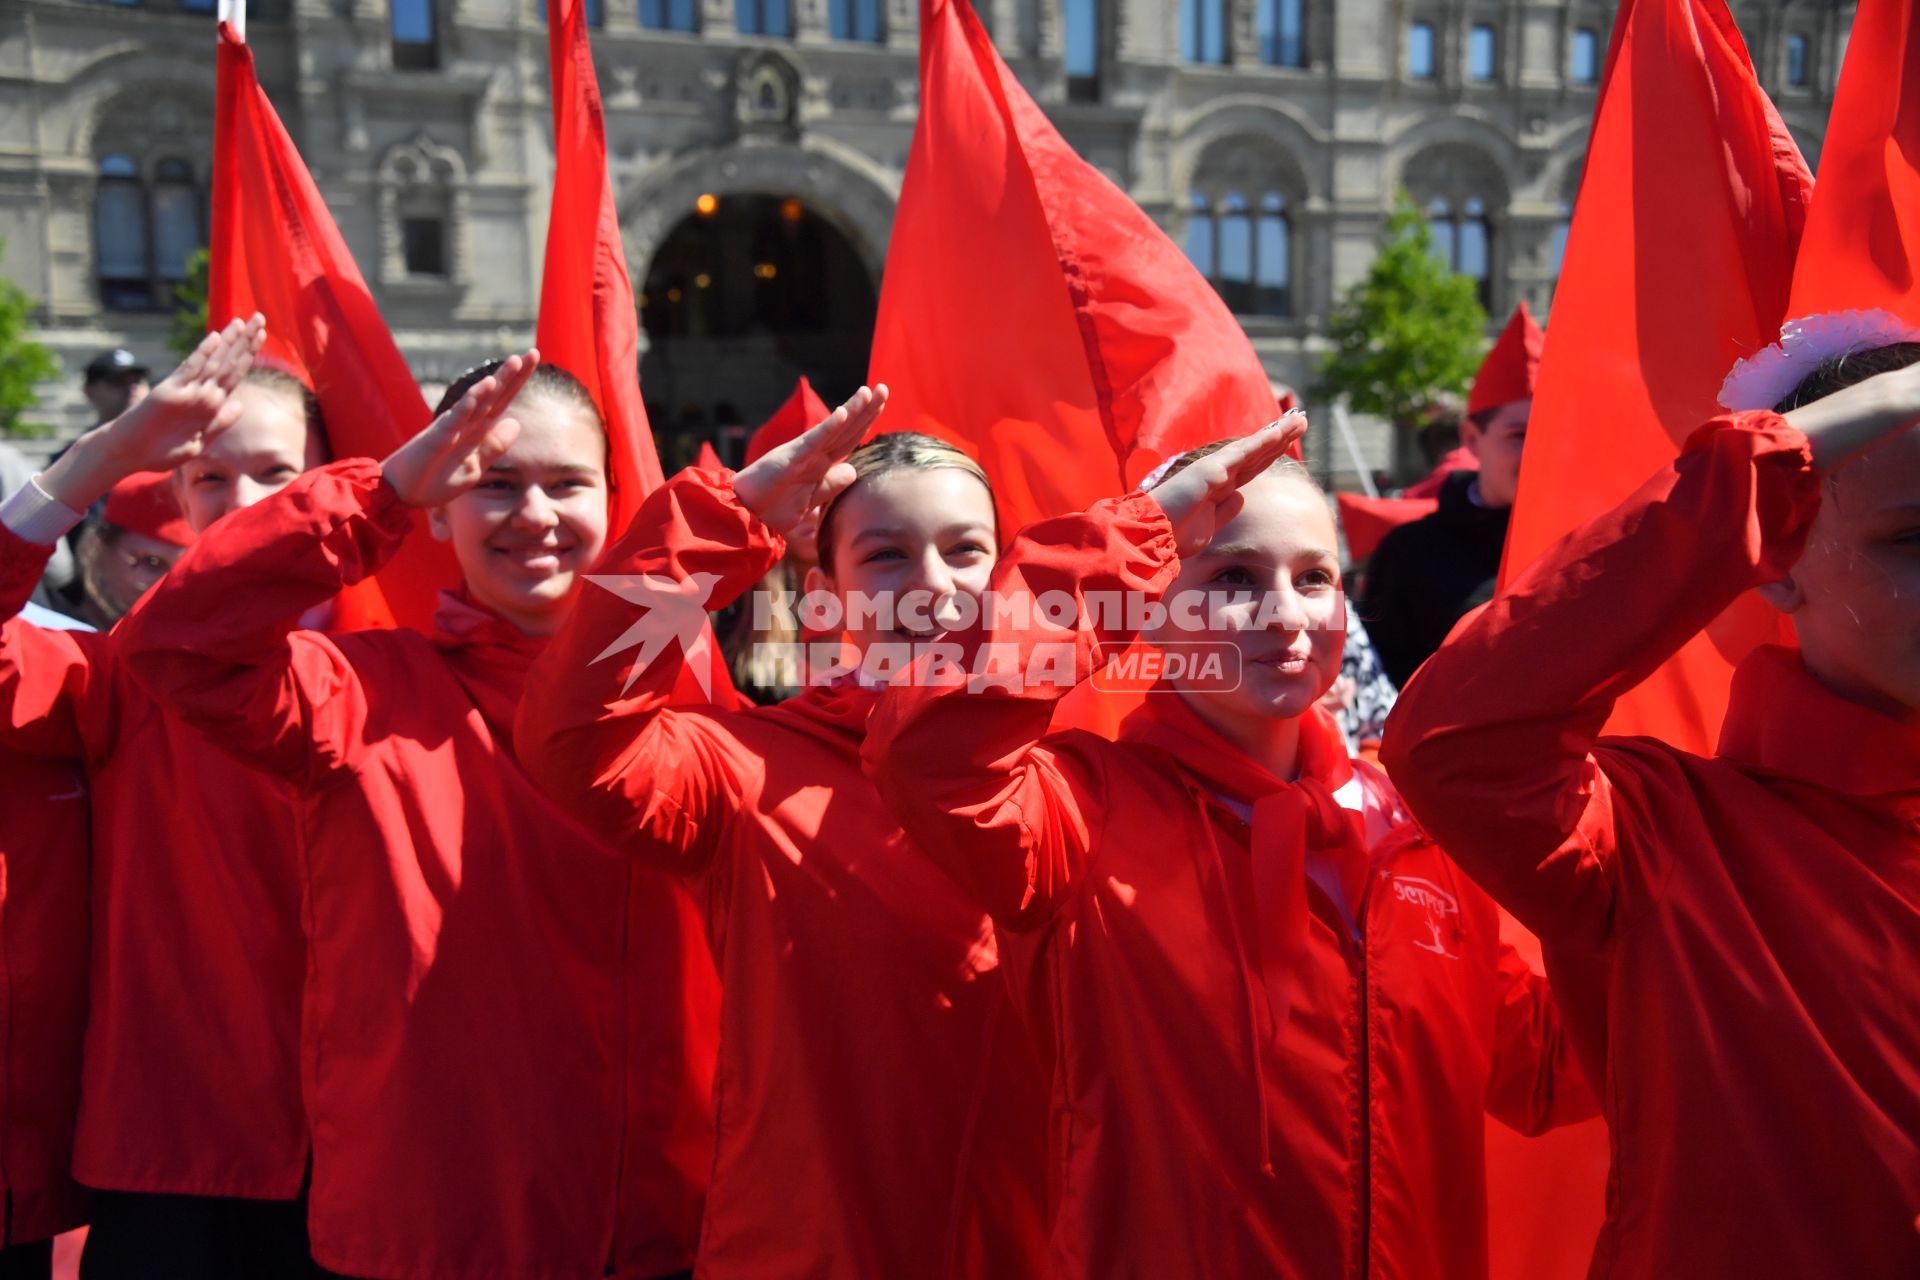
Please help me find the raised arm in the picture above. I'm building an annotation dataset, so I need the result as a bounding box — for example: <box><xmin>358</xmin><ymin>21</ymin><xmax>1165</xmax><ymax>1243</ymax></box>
<box><xmin>515</xmin><ymin>386</ymin><xmax>882</xmax><ymax>876</ymax></box>
<box><xmin>1381</xmin><ymin>386</ymin><xmax>1915</xmax><ymax>947</ymax></box>
<box><xmin>863</xmin><ymin>421</ymin><xmax>1301</xmax><ymax>925</ymax></box>
<box><xmin>120</xmin><ymin>351</ymin><xmax>532</xmax><ymax>786</ymax></box>
<box><xmin>0</xmin><ymin>317</ymin><xmax>265</xmax><ymax>761</ymax></box>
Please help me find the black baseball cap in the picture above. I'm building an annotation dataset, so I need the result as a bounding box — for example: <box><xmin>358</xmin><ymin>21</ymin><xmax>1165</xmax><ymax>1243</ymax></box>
<box><xmin>84</xmin><ymin>348</ymin><xmax>149</xmax><ymax>385</ymax></box>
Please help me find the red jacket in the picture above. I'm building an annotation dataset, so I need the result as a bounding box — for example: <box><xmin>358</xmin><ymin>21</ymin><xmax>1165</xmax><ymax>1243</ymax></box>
<box><xmin>0</xmin><ymin>528</ymin><xmax>308</xmax><ymax>1202</ymax></box>
<box><xmin>0</xmin><ymin>540</ymin><xmax>89</xmax><ymax>1245</ymax></box>
<box><xmin>515</xmin><ymin>467</ymin><xmax>1050</xmax><ymax>1280</ymax></box>
<box><xmin>0</xmin><ymin>746</ymin><xmax>88</xmax><ymax>1246</ymax></box>
<box><xmin>862</xmin><ymin>493</ymin><xmax>1594</xmax><ymax>1279</ymax></box>
<box><xmin>1382</xmin><ymin>414</ymin><xmax>1920</xmax><ymax>1278</ymax></box>
<box><xmin>118</xmin><ymin>460</ymin><xmax>717</xmax><ymax>1280</ymax></box>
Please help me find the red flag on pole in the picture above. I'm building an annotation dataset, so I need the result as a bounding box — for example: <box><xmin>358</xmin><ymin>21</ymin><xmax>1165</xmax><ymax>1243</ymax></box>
<box><xmin>210</xmin><ymin>22</ymin><xmax>453</xmax><ymax>632</ymax></box>
<box><xmin>745</xmin><ymin>377</ymin><xmax>831</xmax><ymax>466</ymax></box>
<box><xmin>538</xmin><ymin>0</ymin><xmax>663</xmax><ymax>535</ymax></box>
<box><xmin>869</xmin><ymin>0</ymin><xmax>1279</xmax><ymax>535</ymax></box>
<box><xmin>1487</xmin><ymin>6</ymin><xmax>1809</xmax><ymax>1278</ymax></box>
<box><xmin>1499</xmin><ymin>0</ymin><xmax>1810</xmax><ymax>755</ymax></box>
<box><xmin>1784</xmin><ymin>0</ymin><xmax>1920</xmax><ymax>321</ymax></box>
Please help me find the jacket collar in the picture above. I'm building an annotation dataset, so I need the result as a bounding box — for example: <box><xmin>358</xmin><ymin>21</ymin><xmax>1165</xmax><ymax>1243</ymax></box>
<box><xmin>1117</xmin><ymin>682</ymin><xmax>1354</xmax><ymax>803</ymax></box>
<box><xmin>763</xmin><ymin>676</ymin><xmax>878</xmax><ymax>752</ymax></box>
<box><xmin>1718</xmin><ymin>645</ymin><xmax>1920</xmax><ymax>812</ymax></box>
<box><xmin>429</xmin><ymin>589</ymin><xmax>548</xmax><ymax>746</ymax></box>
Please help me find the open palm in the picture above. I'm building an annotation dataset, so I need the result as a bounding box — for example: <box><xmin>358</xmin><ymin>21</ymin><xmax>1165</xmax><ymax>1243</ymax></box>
<box><xmin>733</xmin><ymin>384</ymin><xmax>889</xmax><ymax>535</ymax></box>
<box><xmin>1147</xmin><ymin>414</ymin><xmax>1306</xmax><ymax>557</ymax></box>
<box><xmin>382</xmin><ymin>351</ymin><xmax>538</xmax><ymax>508</ymax></box>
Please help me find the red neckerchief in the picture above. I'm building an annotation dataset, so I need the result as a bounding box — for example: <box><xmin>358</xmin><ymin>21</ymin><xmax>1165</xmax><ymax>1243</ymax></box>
<box><xmin>761</xmin><ymin>675</ymin><xmax>879</xmax><ymax>754</ymax></box>
<box><xmin>1118</xmin><ymin>686</ymin><xmax>1368</xmax><ymax>1030</ymax></box>
<box><xmin>1718</xmin><ymin>645</ymin><xmax>1920</xmax><ymax>824</ymax></box>
<box><xmin>429</xmin><ymin>589</ymin><xmax>548</xmax><ymax>748</ymax></box>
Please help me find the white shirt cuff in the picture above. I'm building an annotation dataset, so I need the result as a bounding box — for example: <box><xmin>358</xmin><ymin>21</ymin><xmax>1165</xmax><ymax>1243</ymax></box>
<box><xmin>1</xmin><ymin>475</ymin><xmax>87</xmax><ymax>545</ymax></box>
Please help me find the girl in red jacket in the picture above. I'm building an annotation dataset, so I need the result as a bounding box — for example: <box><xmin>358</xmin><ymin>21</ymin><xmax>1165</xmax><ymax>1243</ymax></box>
<box><xmin>1382</xmin><ymin>346</ymin><xmax>1920</xmax><ymax>1278</ymax></box>
<box><xmin>513</xmin><ymin>391</ymin><xmax>1051</xmax><ymax>1279</ymax></box>
<box><xmin>861</xmin><ymin>419</ymin><xmax>1594</xmax><ymax>1279</ymax></box>
<box><xmin>0</xmin><ymin>318</ymin><xmax>351</xmax><ymax>1280</ymax></box>
<box><xmin>118</xmin><ymin>352</ymin><xmax>716</xmax><ymax>1280</ymax></box>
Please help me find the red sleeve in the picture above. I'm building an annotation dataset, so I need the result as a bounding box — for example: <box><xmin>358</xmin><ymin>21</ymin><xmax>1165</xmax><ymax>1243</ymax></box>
<box><xmin>1480</xmin><ymin>939</ymin><xmax>1599</xmax><ymax>1134</ymax></box>
<box><xmin>514</xmin><ymin>466</ymin><xmax>782</xmax><ymax>878</ymax></box>
<box><xmin>117</xmin><ymin>460</ymin><xmax>411</xmax><ymax>787</ymax></box>
<box><xmin>0</xmin><ymin>525</ymin><xmax>107</xmax><ymax>761</ymax></box>
<box><xmin>861</xmin><ymin>493</ymin><xmax>1179</xmax><ymax>926</ymax></box>
<box><xmin>1379</xmin><ymin>413</ymin><xmax>1821</xmax><ymax>950</ymax></box>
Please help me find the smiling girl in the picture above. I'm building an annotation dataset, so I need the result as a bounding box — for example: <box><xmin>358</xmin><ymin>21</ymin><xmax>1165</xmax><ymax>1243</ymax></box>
<box><xmin>0</xmin><ymin>319</ymin><xmax>346</xmax><ymax>1278</ymax></box>
<box><xmin>118</xmin><ymin>353</ymin><xmax>717</xmax><ymax>1280</ymax></box>
<box><xmin>862</xmin><ymin>421</ymin><xmax>1595</xmax><ymax>1279</ymax></box>
<box><xmin>514</xmin><ymin>392</ymin><xmax>1048</xmax><ymax>1279</ymax></box>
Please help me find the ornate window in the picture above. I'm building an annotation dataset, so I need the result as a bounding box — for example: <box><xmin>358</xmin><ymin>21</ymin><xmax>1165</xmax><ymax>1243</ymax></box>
<box><xmin>1468</xmin><ymin>23</ymin><xmax>1497</xmax><ymax>81</ymax></box>
<box><xmin>1427</xmin><ymin>197</ymin><xmax>1491</xmax><ymax>306</ymax></box>
<box><xmin>378</xmin><ymin>136</ymin><xmax>467</xmax><ymax>288</ymax></box>
<box><xmin>1786</xmin><ymin>33</ymin><xmax>1810</xmax><ymax>87</ymax></box>
<box><xmin>1571</xmin><ymin>27</ymin><xmax>1599</xmax><ymax>84</ymax></box>
<box><xmin>1066</xmin><ymin>0</ymin><xmax>1101</xmax><ymax>100</ymax></box>
<box><xmin>1180</xmin><ymin>0</ymin><xmax>1228</xmax><ymax>65</ymax></box>
<box><xmin>1259</xmin><ymin>0</ymin><xmax>1305</xmax><ymax>68</ymax></box>
<box><xmin>95</xmin><ymin>153</ymin><xmax>206</xmax><ymax>313</ymax></box>
<box><xmin>827</xmin><ymin>0</ymin><xmax>881</xmax><ymax>42</ymax></box>
<box><xmin>1408</xmin><ymin>21</ymin><xmax>1436</xmax><ymax>79</ymax></box>
<box><xmin>1405</xmin><ymin>144</ymin><xmax>1505</xmax><ymax>311</ymax></box>
<box><xmin>737</xmin><ymin>0</ymin><xmax>791</xmax><ymax>36</ymax></box>
<box><xmin>390</xmin><ymin>0</ymin><xmax>439</xmax><ymax>70</ymax></box>
<box><xmin>641</xmin><ymin>0</ymin><xmax>699</xmax><ymax>31</ymax></box>
<box><xmin>1183</xmin><ymin>140</ymin><xmax>1304</xmax><ymax>318</ymax></box>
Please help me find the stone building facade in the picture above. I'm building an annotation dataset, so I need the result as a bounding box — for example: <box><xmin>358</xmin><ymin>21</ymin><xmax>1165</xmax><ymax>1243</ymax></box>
<box><xmin>0</xmin><ymin>0</ymin><xmax>1850</xmax><ymax>476</ymax></box>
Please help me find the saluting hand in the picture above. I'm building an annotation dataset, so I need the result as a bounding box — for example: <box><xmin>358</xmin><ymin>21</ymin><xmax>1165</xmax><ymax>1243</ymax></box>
<box><xmin>732</xmin><ymin>384</ymin><xmax>889</xmax><ymax>536</ymax></box>
<box><xmin>382</xmin><ymin>351</ymin><xmax>538</xmax><ymax>509</ymax></box>
<box><xmin>41</xmin><ymin>314</ymin><xmax>268</xmax><ymax>512</ymax></box>
<box><xmin>1145</xmin><ymin>413</ymin><xmax>1306</xmax><ymax>558</ymax></box>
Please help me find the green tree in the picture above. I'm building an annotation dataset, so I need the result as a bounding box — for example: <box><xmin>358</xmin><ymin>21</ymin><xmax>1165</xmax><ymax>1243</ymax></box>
<box><xmin>1315</xmin><ymin>191</ymin><xmax>1488</xmax><ymax>436</ymax></box>
<box><xmin>0</xmin><ymin>237</ymin><xmax>59</xmax><ymax>439</ymax></box>
<box><xmin>169</xmin><ymin>247</ymin><xmax>211</xmax><ymax>361</ymax></box>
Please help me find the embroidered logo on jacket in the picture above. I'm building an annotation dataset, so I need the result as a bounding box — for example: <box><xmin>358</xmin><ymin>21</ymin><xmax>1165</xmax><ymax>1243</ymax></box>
<box><xmin>1389</xmin><ymin>875</ymin><xmax>1461</xmax><ymax>960</ymax></box>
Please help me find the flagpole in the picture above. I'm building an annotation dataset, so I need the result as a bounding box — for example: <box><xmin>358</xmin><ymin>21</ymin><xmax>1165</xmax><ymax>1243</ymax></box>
<box><xmin>217</xmin><ymin>0</ymin><xmax>245</xmax><ymax>42</ymax></box>
<box><xmin>1331</xmin><ymin>401</ymin><xmax>1380</xmax><ymax>498</ymax></box>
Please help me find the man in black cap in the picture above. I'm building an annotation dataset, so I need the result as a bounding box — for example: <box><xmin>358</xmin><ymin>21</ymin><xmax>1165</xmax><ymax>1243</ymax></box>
<box><xmin>82</xmin><ymin>348</ymin><xmax>149</xmax><ymax>426</ymax></box>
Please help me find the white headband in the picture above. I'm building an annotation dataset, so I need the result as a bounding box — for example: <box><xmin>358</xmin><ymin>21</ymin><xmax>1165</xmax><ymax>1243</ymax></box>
<box><xmin>1718</xmin><ymin>308</ymin><xmax>1920</xmax><ymax>411</ymax></box>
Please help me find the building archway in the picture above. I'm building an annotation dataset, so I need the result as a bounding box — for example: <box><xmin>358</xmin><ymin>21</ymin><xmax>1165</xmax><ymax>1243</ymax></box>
<box><xmin>640</xmin><ymin>193</ymin><xmax>878</xmax><ymax>470</ymax></box>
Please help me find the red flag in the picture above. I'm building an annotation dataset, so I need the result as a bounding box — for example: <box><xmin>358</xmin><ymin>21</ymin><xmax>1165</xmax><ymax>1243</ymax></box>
<box><xmin>745</xmin><ymin>378</ymin><xmax>831</xmax><ymax>466</ymax></box>
<box><xmin>211</xmin><ymin>23</ymin><xmax>452</xmax><ymax>632</ymax></box>
<box><xmin>869</xmin><ymin>0</ymin><xmax>1279</xmax><ymax>534</ymax></box>
<box><xmin>1335</xmin><ymin>494</ymin><xmax>1437</xmax><ymax>564</ymax></box>
<box><xmin>1501</xmin><ymin>0</ymin><xmax>1809</xmax><ymax>754</ymax></box>
<box><xmin>1785</xmin><ymin>0</ymin><xmax>1920</xmax><ymax>320</ymax></box>
<box><xmin>693</xmin><ymin>441</ymin><xmax>723</xmax><ymax>472</ymax></box>
<box><xmin>538</xmin><ymin>0</ymin><xmax>663</xmax><ymax>535</ymax></box>
<box><xmin>1488</xmin><ymin>5</ymin><xmax>1808</xmax><ymax>1277</ymax></box>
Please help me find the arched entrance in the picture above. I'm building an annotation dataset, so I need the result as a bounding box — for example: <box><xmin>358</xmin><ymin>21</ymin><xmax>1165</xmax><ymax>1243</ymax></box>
<box><xmin>640</xmin><ymin>194</ymin><xmax>878</xmax><ymax>470</ymax></box>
